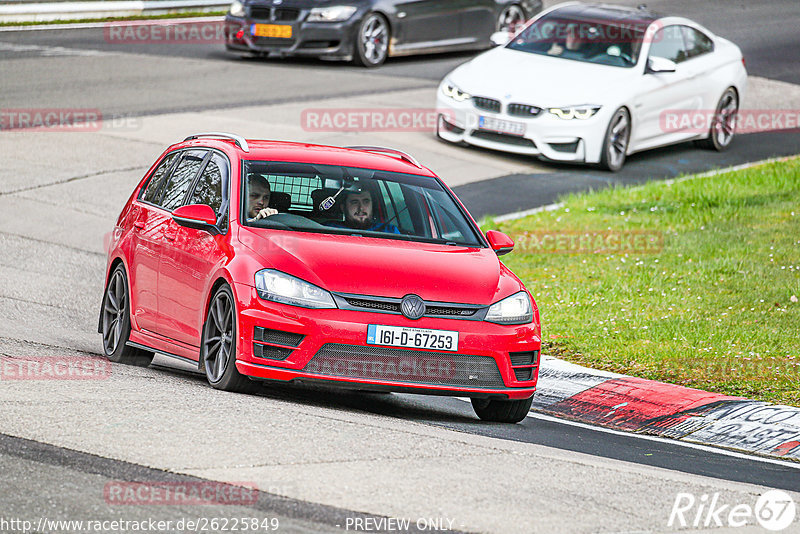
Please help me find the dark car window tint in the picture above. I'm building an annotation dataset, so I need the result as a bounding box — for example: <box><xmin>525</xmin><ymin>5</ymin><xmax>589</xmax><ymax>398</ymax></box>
<box><xmin>160</xmin><ymin>151</ymin><xmax>206</xmax><ymax>211</ymax></box>
<box><xmin>683</xmin><ymin>27</ymin><xmax>714</xmax><ymax>59</ymax></box>
<box><xmin>140</xmin><ymin>152</ymin><xmax>178</xmax><ymax>204</ymax></box>
<box><xmin>189</xmin><ymin>153</ymin><xmax>227</xmax><ymax>214</ymax></box>
<box><xmin>649</xmin><ymin>25</ymin><xmax>688</xmax><ymax>63</ymax></box>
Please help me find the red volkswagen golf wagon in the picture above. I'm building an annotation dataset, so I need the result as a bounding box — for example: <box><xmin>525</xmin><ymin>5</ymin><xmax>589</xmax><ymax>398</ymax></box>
<box><xmin>100</xmin><ymin>133</ymin><xmax>541</xmax><ymax>422</ymax></box>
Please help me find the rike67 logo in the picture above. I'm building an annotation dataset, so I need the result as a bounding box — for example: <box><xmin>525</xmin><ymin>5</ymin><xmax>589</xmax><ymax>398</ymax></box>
<box><xmin>669</xmin><ymin>490</ymin><xmax>796</xmax><ymax>531</ymax></box>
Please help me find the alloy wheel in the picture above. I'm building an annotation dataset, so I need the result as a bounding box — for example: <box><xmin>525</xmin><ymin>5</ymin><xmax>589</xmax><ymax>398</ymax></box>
<box><xmin>360</xmin><ymin>14</ymin><xmax>388</xmax><ymax>65</ymax></box>
<box><xmin>102</xmin><ymin>269</ymin><xmax>126</xmax><ymax>355</ymax></box>
<box><xmin>497</xmin><ymin>5</ymin><xmax>525</xmax><ymax>33</ymax></box>
<box><xmin>204</xmin><ymin>290</ymin><xmax>235</xmax><ymax>383</ymax></box>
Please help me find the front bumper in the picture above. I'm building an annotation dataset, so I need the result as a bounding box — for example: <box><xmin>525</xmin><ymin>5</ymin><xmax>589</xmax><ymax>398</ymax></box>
<box><xmin>224</xmin><ymin>13</ymin><xmax>361</xmax><ymax>59</ymax></box>
<box><xmin>233</xmin><ymin>283</ymin><xmax>540</xmax><ymax>400</ymax></box>
<box><xmin>436</xmin><ymin>91</ymin><xmax>610</xmax><ymax>164</ymax></box>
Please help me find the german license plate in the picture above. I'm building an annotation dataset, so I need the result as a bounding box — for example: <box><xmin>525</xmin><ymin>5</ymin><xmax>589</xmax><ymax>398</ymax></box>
<box><xmin>479</xmin><ymin>116</ymin><xmax>526</xmax><ymax>136</ymax></box>
<box><xmin>367</xmin><ymin>325</ymin><xmax>458</xmax><ymax>352</ymax></box>
<box><xmin>250</xmin><ymin>23</ymin><xmax>292</xmax><ymax>38</ymax></box>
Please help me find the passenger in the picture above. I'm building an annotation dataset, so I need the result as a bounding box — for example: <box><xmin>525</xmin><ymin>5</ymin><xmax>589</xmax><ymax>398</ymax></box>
<box><xmin>330</xmin><ymin>189</ymin><xmax>400</xmax><ymax>234</ymax></box>
<box><xmin>246</xmin><ymin>174</ymin><xmax>278</xmax><ymax>221</ymax></box>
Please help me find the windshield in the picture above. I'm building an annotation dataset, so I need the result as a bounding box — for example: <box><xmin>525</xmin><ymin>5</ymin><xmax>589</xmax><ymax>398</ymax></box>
<box><xmin>240</xmin><ymin>161</ymin><xmax>484</xmax><ymax>247</ymax></box>
<box><xmin>508</xmin><ymin>13</ymin><xmax>647</xmax><ymax>68</ymax></box>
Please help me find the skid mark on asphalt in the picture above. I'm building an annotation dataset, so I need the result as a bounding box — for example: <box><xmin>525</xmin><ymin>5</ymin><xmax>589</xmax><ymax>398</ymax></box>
<box><xmin>0</xmin><ymin>166</ymin><xmax>146</xmax><ymax>196</ymax></box>
<box><xmin>0</xmin><ymin>41</ymin><xmax>112</xmax><ymax>57</ymax></box>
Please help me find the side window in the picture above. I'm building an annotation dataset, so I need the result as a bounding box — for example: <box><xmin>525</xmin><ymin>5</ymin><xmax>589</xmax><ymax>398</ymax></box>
<box><xmin>378</xmin><ymin>181</ymin><xmax>414</xmax><ymax>233</ymax></box>
<box><xmin>683</xmin><ymin>27</ymin><xmax>714</xmax><ymax>59</ymax></box>
<box><xmin>160</xmin><ymin>150</ymin><xmax>207</xmax><ymax>211</ymax></box>
<box><xmin>649</xmin><ymin>25</ymin><xmax>688</xmax><ymax>63</ymax></box>
<box><xmin>189</xmin><ymin>153</ymin><xmax>227</xmax><ymax>214</ymax></box>
<box><xmin>140</xmin><ymin>152</ymin><xmax>178</xmax><ymax>204</ymax></box>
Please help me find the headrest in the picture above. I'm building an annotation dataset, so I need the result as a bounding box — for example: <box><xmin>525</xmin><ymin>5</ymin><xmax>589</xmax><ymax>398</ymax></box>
<box><xmin>269</xmin><ymin>191</ymin><xmax>291</xmax><ymax>212</ymax></box>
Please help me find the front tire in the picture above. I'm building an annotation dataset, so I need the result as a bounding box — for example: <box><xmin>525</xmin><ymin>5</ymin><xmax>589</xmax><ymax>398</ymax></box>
<box><xmin>100</xmin><ymin>265</ymin><xmax>153</xmax><ymax>367</ymax></box>
<box><xmin>472</xmin><ymin>396</ymin><xmax>533</xmax><ymax>423</ymax></box>
<box><xmin>696</xmin><ymin>87</ymin><xmax>738</xmax><ymax>151</ymax></box>
<box><xmin>599</xmin><ymin>107</ymin><xmax>631</xmax><ymax>172</ymax></box>
<box><xmin>201</xmin><ymin>284</ymin><xmax>256</xmax><ymax>393</ymax></box>
<box><xmin>497</xmin><ymin>4</ymin><xmax>526</xmax><ymax>33</ymax></box>
<box><xmin>353</xmin><ymin>13</ymin><xmax>389</xmax><ymax>68</ymax></box>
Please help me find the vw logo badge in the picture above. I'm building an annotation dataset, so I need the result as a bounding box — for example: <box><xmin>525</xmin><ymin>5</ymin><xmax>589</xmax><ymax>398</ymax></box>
<box><xmin>400</xmin><ymin>294</ymin><xmax>425</xmax><ymax>320</ymax></box>
<box><xmin>273</xmin><ymin>0</ymin><xmax>282</xmax><ymax>4</ymax></box>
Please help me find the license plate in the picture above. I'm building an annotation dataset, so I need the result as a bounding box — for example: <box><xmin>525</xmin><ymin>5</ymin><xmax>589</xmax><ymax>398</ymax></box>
<box><xmin>479</xmin><ymin>116</ymin><xmax>526</xmax><ymax>136</ymax></box>
<box><xmin>367</xmin><ymin>325</ymin><xmax>458</xmax><ymax>352</ymax></box>
<box><xmin>250</xmin><ymin>23</ymin><xmax>292</xmax><ymax>38</ymax></box>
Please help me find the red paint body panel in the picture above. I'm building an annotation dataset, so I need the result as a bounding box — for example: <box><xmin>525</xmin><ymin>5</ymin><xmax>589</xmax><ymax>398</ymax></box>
<box><xmin>103</xmin><ymin>138</ymin><xmax>541</xmax><ymax>400</ymax></box>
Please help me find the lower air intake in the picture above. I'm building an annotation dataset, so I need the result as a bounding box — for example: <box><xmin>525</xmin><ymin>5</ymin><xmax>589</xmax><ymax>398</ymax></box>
<box><xmin>303</xmin><ymin>343</ymin><xmax>505</xmax><ymax>388</ymax></box>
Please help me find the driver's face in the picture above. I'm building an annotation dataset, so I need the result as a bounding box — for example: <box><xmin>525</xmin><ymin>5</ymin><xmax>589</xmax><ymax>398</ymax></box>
<box><xmin>344</xmin><ymin>191</ymin><xmax>372</xmax><ymax>228</ymax></box>
<box><xmin>248</xmin><ymin>182</ymin><xmax>271</xmax><ymax>218</ymax></box>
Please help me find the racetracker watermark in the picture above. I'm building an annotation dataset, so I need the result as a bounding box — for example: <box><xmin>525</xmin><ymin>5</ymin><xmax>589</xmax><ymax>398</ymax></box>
<box><xmin>0</xmin><ymin>356</ymin><xmax>111</xmax><ymax>380</ymax></box>
<box><xmin>104</xmin><ymin>20</ymin><xmax>225</xmax><ymax>44</ymax></box>
<box><xmin>0</xmin><ymin>109</ymin><xmax>101</xmax><ymax>132</ymax></box>
<box><xmin>104</xmin><ymin>481</ymin><xmax>258</xmax><ymax>506</ymax></box>
<box><xmin>512</xmin><ymin>230</ymin><xmax>663</xmax><ymax>254</ymax></box>
<box><xmin>0</xmin><ymin>109</ymin><xmax>142</xmax><ymax>132</ymax></box>
<box><xmin>668</xmin><ymin>490</ymin><xmax>797</xmax><ymax>531</ymax></box>
<box><xmin>661</xmin><ymin>109</ymin><xmax>800</xmax><ymax>134</ymax></box>
<box><xmin>301</xmin><ymin>108</ymin><xmax>455</xmax><ymax>132</ymax></box>
<box><xmin>517</xmin><ymin>18</ymin><xmax>665</xmax><ymax>44</ymax></box>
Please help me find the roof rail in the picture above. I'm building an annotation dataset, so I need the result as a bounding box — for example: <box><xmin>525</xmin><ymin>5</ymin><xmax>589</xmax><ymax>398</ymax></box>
<box><xmin>184</xmin><ymin>132</ymin><xmax>249</xmax><ymax>153</ymax></box>
<box><xmin>345</xmin><ymin>146</ymin><xmax>422</xmax><ymax>168</ymax></box>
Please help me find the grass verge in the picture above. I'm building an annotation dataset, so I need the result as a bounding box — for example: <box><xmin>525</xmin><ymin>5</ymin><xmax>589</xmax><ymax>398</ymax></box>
<box><xmin>483</xmin><ymin>157</ymin><xmax>800</xmax><ymax>406</ymax></box>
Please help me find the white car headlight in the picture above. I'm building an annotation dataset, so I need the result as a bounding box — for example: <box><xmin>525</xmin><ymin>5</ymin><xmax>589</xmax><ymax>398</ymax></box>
<box><xmin>441</xmin><ymin>81</ymin><xmax>472</xmax><ymax>103</ymax></box>
<box><xmin>307</xmin><ymin>6</ymin><xmax>357</xmax><ymax>22</ymax></box>
<box><xmin>229</xmin><ymin>0</ymin><xmax>245</xmax><ymax>17</ymax></box>
<box><xmin>485</xmin><ymin>291</ymin><xmax>532</xmax><ymax>324</ymax></box>
<box><xmin>255</xmin><ymin>269</ymin><xmax>336</xmax><ymax>309</ymax></box>
<box><xmin>548</xmin><ymin>105</ymin><xmax>601</xmax><ymax>120</ymax></box>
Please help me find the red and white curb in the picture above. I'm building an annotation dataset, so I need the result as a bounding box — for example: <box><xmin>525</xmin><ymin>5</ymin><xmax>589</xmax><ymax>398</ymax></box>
<box><xmin>534</xmin><ymin>356</ymin><xmax>800</xmax><ymax>462</ymax></box>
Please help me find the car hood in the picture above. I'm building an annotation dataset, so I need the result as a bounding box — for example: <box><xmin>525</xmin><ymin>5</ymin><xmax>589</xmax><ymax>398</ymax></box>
<box><xmin>448</xmin><ymin>47</ymin><xmax>637</xmax><ymax>106</ymax></box>
<box><xmin>238</xmin><ymin>228</ymin><xmax>522</xmax><ymax>305</ymax></box>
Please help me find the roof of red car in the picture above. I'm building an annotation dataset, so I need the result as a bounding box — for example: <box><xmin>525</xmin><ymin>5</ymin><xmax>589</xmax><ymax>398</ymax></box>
<box><xmin>177</xmin><ymin>138</ymin><xmax>438</xmax><ymax>178</ymax></box>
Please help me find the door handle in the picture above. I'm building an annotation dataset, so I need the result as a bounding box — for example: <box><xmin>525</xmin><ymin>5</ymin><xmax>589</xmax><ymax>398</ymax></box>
<box><xmin>133</xmin><ymin>222</ymin><xmax>145</xmax><ymax>230</ymax></box>
<box><xmin>164</xmin><ymin>233</ymin><xmax>176</xmax><ymax>241</ymax></box>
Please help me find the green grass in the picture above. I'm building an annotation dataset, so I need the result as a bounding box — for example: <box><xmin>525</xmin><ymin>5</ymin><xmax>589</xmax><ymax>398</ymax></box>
<box><xmin>0</xmin><ymin>11</ymin><xmax>225</xmax><ymax>27</ymax></box>
<box><xmin>483</xmin><ymin>158</ymin><xmax>800</xmax><ymax>406</ymax></box>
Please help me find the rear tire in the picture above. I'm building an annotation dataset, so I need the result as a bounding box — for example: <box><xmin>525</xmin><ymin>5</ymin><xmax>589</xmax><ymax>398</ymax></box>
<box><xmin>353</xmin><ymin>13</ymin><xmax>389</xmax><ymax>67</ymax></box>
<box><xmin>471</xmin><ymin>396</ymin><xmax>533</xmax><ymax>423</ymax></box>
<box><xmin>100</xmin><ymin>265</ymin><xmax>153</xmax><ymax>367</ymax></box>
<box><xmin>696</xmin><ymin>87</ymin><xmax>738</xmax><ymax>151</ymax></box>
<box><xmin>201</xmin><ymin>284</ymin><xmax>257</xmax><ymax>393</ymax></box>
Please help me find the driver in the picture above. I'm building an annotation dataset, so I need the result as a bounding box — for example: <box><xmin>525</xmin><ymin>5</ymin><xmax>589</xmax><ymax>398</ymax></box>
<box><xmin>548</xmin><ymin>23</ymin><xmax>585</xmax><ymax>56</ymax></box>
<box><xmin>330</xmin><ymin>189</ymin><xmax>400</xmax><ymax>234</ymax></box>
<box><xmin>246</xmin><ymin>174</ymin><xmax>278</xmax><ymax>221</ymax></box>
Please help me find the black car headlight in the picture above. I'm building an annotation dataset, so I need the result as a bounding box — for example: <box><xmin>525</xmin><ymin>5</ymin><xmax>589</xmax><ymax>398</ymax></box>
<box><xmin>307</xmin><ymin>6</ymin><xmax>358</xmax><ymax>22</ymax></box>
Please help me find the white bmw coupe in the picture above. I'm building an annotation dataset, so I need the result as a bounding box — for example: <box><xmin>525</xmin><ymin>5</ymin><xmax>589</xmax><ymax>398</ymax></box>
<box><xmin>436</xmin><ymin>2</ymin><xmax>747</xmax><ymax>171</ymax></box>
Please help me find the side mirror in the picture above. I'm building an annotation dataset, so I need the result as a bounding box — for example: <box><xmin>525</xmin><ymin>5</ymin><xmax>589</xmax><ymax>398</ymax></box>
<box><xmin>490</xmin><ymin>31</ymin><xmax>512</xmax><ymax>47</ymax></box>
<box><xmin>646</xmin><ymin>56</ymin><xmax>677</xmax><ymax>74</ymax></box>
<box><xmin>172</xmin><ymin>204</ymin><xmax>219</xmax><ymax>234</ymax></box>
<box><xmin>485</xmin><ymin>230</ymin><xmax>514</xmax><ymax>256</ymax></box>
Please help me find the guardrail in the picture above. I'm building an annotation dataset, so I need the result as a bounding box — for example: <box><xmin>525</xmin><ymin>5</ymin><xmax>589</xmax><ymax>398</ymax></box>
<box><xmin>0</xmin><ymin>0</ymin><xmax>230</xmax><ymax>23</ymax></box>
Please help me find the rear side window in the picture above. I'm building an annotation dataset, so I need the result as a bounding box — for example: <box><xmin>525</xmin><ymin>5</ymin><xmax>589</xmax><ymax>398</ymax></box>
<box><xmin>649</xmin><ymin>25</ymin><xmax>687</xmax><ymax>63</ymax></box>
<box><xmin>189</xmin><ymin>153</ymin><xmax>227</xmax><ymax>214</ymax></box>
<box><xmin>140</xmin><ymin>152</ymin><xmax>178</xmax><ymax>204</ymax></box>
<box><xmin>683</xmin><ymin>27</ymin><xmax>714</xmax><ymax>59</ymax></box>
<box><xmin>160</xmin><ymin>150</ymin><xmax>207</xmax><ymax>211</ymax></box>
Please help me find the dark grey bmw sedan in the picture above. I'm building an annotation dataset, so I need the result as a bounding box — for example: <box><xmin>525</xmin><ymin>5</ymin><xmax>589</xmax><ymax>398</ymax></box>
<box><xmin>224</xmin><ymin>0</ymin><xmax>542</xmax><ymax>67</ymax></box>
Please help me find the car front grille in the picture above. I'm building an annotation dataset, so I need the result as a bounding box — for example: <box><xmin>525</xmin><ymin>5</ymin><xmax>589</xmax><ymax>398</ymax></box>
<box><xmin>471</xmin><ymin>130</ymin><xmax>537</xmax><ymax>148</ymax></box>
<box><xmin>341</xmin><ymin>296</ymin><xmax>479</xmax><ymax>318</ymax></box>
<box><xmin>303</xmin><ymin>343</ymin><xmax>505</xmax><ymax>388</ymax></box>
<box><xmin>507</xmin><ymin>103</ymin><xmax>542</xmax><ymax>118</ymax></box>
<box><xmin>253</xmin><ymin>344</ymin><xmax>293</xmax><ymax>361</ymax></box>
<box><xmin>472</xmin><ymin>96</ymin><xmax>502</xmax><ymax>114</ymax></box>
<box><xmin>249</xmin><ymin>7</ymin><xmax>300</xmax><ymax>21</ymax></box>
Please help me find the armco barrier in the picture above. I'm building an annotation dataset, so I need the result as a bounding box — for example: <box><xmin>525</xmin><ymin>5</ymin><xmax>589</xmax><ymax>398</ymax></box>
<box><xmin>0</xmin><ymin>1</ymin><xmax>229</xmax><ymax>23</ymax></box>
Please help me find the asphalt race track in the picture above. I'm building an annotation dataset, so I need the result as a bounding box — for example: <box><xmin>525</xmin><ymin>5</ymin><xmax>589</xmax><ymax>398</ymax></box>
<box><xmin>1</xmin><ymin>0</ymin><xmax>800</xmax><ymax>532</ymax></box>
